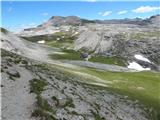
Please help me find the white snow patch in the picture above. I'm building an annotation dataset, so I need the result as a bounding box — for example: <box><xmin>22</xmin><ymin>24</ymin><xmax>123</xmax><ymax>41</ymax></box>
<box><xmin>37</xmin><ymin>40</ymin><xmax>45</xmax><ymax>44</ymax></box>
<box><xmin>134</xmin><ymin>54</ymin><xmax>151</xmax><ymax>63</ymax></box>
<box><xmin>56</xmin><ymin>38</ymin><xmax>60</xmax><ymax>40</ymax></box>
<box><xmin>127</xmin><ymin>62</ymin><xmax>151</xmax><ymax>71</ymax></box>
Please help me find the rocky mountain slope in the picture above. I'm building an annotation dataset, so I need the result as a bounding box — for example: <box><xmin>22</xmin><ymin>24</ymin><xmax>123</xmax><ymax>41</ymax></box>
<box><xmin>1</xmin><ymin>28</ymin><xmax>134</xmax><ymax>72</ymax></box>
<box><xmin>1</xmin><ymin>17</ymin><xmax>160</xmax><ymax>120</ymax></box>
<box><xmin>1</xmin><ymin>49</ymin><xmax>152</xmax><ymax>120</ymax></box>
<box><xmin>1</xmin><ymin>28</ymin><xmax>60</xmax><ymax>61</ymax></box>
<box><xmin>18</xmin><ymin>15</ymin><xmax>160</xmax><ymax>71</ymax></box>
<box><xmin>75</xmin><ymin>24</ymin><xmax>160</xmax><ymax>69</ymax></box>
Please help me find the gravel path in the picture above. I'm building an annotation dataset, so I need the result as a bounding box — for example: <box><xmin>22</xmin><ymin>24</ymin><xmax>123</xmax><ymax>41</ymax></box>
<box><xmin>1</xmin><ymin>64</ymin><xmax>36</xmax><ymax>120</ymax></box>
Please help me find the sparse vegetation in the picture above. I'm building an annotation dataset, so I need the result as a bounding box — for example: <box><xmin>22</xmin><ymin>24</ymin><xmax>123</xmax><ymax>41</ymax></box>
<box><xmin>6</xmin><ymin>71</ymin><xmax>20</xmax><ymax>78</ymax></box>
<box><xmin>36</xmin><ymin>95</ymin><xmax>54</xmax><ymax>113</ymax></box>
<box><xmin>22</xmin><ymin>31</ymin><xmax>77</xmax><ymax>49</ymax></box>
<box><xmin>49</xmin><ymin>49</ymin><xmax>126</xmax><ymax>66</ymax></box>
<box><xmin>90</xmin><ymin>55</ymin><xmax>126</xmax><ymax>66</ymax></box>
<box><xmin>29</xmin><ymin>79</ymin><xmax>56</xmax><ymax>120</ymax></box>
<box><xmin>1</xmin><ymin>68</ymin><xmax>4</xmax><ymax>72</ymax></box>
<box><xmin>50</xmin><ymin>49</ymin><xmax>82</xmax><ymax>60</ymax></box>
<box><xmin>62</xmin><ymin>98</ymin><xmax>75</xmax><ymax>108</ymax></box>
<box><xmin>1</xmin><ymin>27</ymin><xmax>8</xmax><ymax>33</ymax></box>
<box><xmin>91</xmin><ymin>110</ymin><xmax>103</xmax><ymax>120</ymax></box>
<box><xmin>129</xmin><ymin>31</ymin><xmax>160</xmax><ymax>40</ymax></box>
<box><xmin>32</xmin><ymin>108</ymin><xmax>57</xmax><ymax>120</ymax></box>
<box><xmin>52</xmin><ymin>96</ymin><xmax>59</xmax><ymax>106</ymax></box>
<box><xmin>76</xmin><ymin>67</ymin><xmax>160</xmax><ymax>119</ymax></box>
<box><xmin>29</xmin><ymin>78</ymin><xmax>47</xmax><ymax>94</ymax></box>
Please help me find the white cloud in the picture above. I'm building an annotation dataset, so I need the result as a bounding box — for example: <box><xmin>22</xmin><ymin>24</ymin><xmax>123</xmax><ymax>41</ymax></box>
<box><xmin>133</xmin><ymin>6</ymin><xmax>160</xmax><ymax>13</ymax></box>
<box><xmin>98</xmin><ymin>11</ymin><xmax>112</xmax><ymax>16</ymax></box>
<box><xmin>42</xmin><ymin>12</ymin><xmax>49</xmax><ymax>16</ymax></box>
<box><xmin>8</xmin><ymin>7</ymin><xmax>13</xmax><ymax>12</ymax></box>
<box><xmin>102</xmin><ymin>11</ymin><xmax>112</xmax><ymax>16</ymax></box>
<box><xmin>118</xmin><ymin>10</ymin><xmax>127</xmax><ymax>15</ymax></box>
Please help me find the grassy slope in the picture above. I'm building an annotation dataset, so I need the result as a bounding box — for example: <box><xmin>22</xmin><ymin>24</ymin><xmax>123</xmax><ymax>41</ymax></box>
<box><xmin>22</xmin><ymin>31</ymin><xmax>76</xmax><ymax>49</ymax></box>
<box><xmin>2</xmin><ymin>49</ymin><xmax>160</xmax><ymax>119</ymax></box>
<box><xmin>45</xmin><ymin>54</ymin><xmax>160</xmax><ymax>118</ymax></box>
<box><xmin>74</xmin><ymin>67</ymin><xmax>160</xmax><ymax>118</ymax></box>
<box><xmin>49</xmin><ymin>49</ymin><xmax>126</xmax><ymax>66</ymax></box>
<box><xmin>47</xmin><ymin>61</ymin><xmax>160</xmax><ymax>119</ymax></box>
<box><xmin>20</xmin><ymin>30</ymin><xmax>160</xmax><ymax>118</ymax></box>
<box><xmin>129</xmin><ymin>31</ymin><xmax>160</xmax><ymax>40</ymax></box>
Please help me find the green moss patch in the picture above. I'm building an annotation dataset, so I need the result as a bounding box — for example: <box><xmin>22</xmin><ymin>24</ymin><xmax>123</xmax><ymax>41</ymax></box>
<box><xmin>90</xmin><ymin>56</ymin><xmax>126</xmax><ymax>66</ymax></box>
<box><xmin>50</xmin><ymin>49</ymin><xmax>82</xmax><ymax>60</ymax></box>
<box><xmin>1</xmin><ymin>28</ymin><xmax>8</xmax><ymax>33</ymax></box>
<box><xmin>29</xmin><ymin>78</ymin><xmax>47</xmax><ymax>94</ymax></box>
<box><xmin>49</xmin><ymin>49</ymin><xmax>126</xmax><ymax>66</ymax></box>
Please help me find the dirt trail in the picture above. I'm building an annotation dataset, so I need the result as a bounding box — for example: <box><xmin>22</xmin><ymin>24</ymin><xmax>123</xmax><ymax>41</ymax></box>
<box><xmin>2</xmin><ymin>65</ymin><xmax>36</xmax><ymax>120</ymax></box>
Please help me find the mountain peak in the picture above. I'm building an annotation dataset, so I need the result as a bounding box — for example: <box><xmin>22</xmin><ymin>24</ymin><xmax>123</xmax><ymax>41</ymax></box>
<box><xmin>41</xmin><ymin>15</ymin><xmax>82</xmax><ymax>27</ymax></box>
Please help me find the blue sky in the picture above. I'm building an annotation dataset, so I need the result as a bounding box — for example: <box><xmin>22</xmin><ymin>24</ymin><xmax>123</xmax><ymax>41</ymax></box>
<box><xmin>1</xmin><ymin>1</ymin><xmax>160</xmax><ymax>31</ymax></box>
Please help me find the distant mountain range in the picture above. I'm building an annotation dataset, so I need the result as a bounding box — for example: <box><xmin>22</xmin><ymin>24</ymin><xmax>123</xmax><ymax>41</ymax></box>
<box><xmin>24</xmin><ymin>14</ymin><xmax>160</xmax><ymax>31</ymax></box>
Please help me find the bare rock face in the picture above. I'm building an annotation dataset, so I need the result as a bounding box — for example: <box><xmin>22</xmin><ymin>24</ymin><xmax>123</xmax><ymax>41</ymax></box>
<box><xmin>74</xmin><ymin>30</ymin><xmax>101</xmax><ymax>51</ymax></box>
<box><xmin>145</xmin><ymin>14</ymin><xmax>160</xmax><ymax>27</ymax></box>
<box><xmin>74</xmin><ymin>30</ymin><xmax>115</xmax><ymax>54</ymax></box>
<box><xmin>40</xmin><ymin>16</ymin><xmax>82</xmax><ymax>27</ymax></box>
<box><xmin>74</xmin><ymin>22</ymin><xmax>160</xmax><ymax>67</ymax></box>
<box><xmin>1</xmin><ymin>29</ymin><xmax>59</xmax><ymax>61</ymax></box>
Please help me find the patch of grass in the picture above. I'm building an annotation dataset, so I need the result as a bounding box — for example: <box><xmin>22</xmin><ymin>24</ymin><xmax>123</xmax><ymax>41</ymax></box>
<box><xmin>50</xmin><ymin>62</ymin><xmax>159</xmax><ymax>119</ymax></box>
<box><xmin>62</xmin><ymin>98</ymin><xmax>75</xmax><ymax>108</ymax></box>
<box><xmin>129</xmin><ymin>31</ymin><xmax>160</xmax><ymax>40</ymax></box>
<box><xmin>32</xmin><ymin>108</ymin><xmax>57</xmax><ymax>120</ymax></box>
<box><xmin>46</xmin><ymin>41</ymin><xmax>74</xmax><ymax>49</ymax></box>
<box><xmin>50</xmin><ymin>49</ymin><xmax>82</xmax><ymax>60</ymax></box>
<box><xmin>14</xmin><ymin>58</ymin><xmax>22</xmax><ymax>64</ymax></box>
<box><xmin>9</xmin><ymin>76</ymin><xmax>15</xmax><ymax>81</ymax></box>
<box><xmin>22</xmin><ymin>31</ymin><xmax>77</xmax><ymax>49</ymax></box>
<box><xmin>30</xmin><ymin>78</ymin><xmax>56</xmax><ymax>120</ymax></box>
<box><xmin>70</xmin><ymin>111</ymin><xmax>79</xmax><ymax>115</ymax></box>
<box><xmin>91</xmin><ymin>110</ymin><xmax>104</xmax><ymax>120</ymax></box>
<box><xmin>36</xmin><ymin>95</ymin><xmax>54</xmax><ymax>113</ymax></box>
<box><xmin>1</xmin><ymin>27</ymin><xmax>8</xmax><ymax>33</ymax></box>
<box><xmin>29</xmin><ymin>78</ymin><xmax>47</xmax><ymax>94</ymax></box>
<box><xmin>52</xmin><ymin>96</ymin><xmax>59</xmax><ymax>106</ymax></box>
<box><xmin>1</xmin><ymin>49</ymin><xmax>14</xmax><ymax>57</ymax></box>
<box><xmin>22</xmin><ymin>35</ymin><xmax>53</xmax><ymax>42</ymax></box>
<box><xmin>50</xmin><ymin>49</ymin><xmax>126</xmax><ymax>66</ymax></box>
<box><xmin>78</xmin><ymin>68</ymin><xmax>160</xmax><ymax>119</ymax></box>
<box><xmin>90</xmin><ymin>56</ymin><xmax>126</xmax><ymax>66</ymax></box>
<box><xmin>21</xmin><ymin>59</ymin><xmax>28</xmax><ymax>65</ymax></box>
<box><xmin>1</xmin><ymin>68</ymin><xmax>4</xmax><ymax>72</ymax></box>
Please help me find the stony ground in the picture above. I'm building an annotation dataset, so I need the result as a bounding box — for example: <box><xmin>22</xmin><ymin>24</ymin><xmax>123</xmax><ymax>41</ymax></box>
<box><xmin>1</xmin><ymin>49</ymin><xmax>152</xmax><ymax>120</ymax></box>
